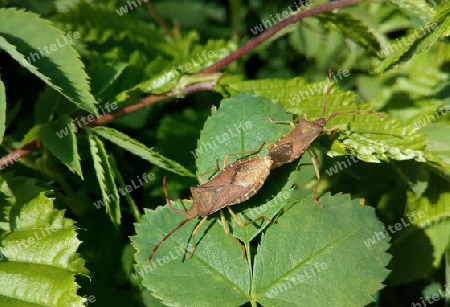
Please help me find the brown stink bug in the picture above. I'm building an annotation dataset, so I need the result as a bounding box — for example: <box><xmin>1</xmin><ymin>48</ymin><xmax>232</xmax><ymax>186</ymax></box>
<box><xmin>267</xmin><ymin>69</ymin><xmax>384</xmax><ymax>205</ymax></box>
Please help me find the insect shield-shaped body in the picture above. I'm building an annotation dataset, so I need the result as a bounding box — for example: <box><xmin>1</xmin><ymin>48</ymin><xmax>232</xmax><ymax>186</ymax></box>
<box><xmin>268</xmin><ymin>69</ymin><xmax>383</xmax><ymax>169</ymax></box>
<box><xmin>268</xmin><ymin>110</ymin><xmax>381</xmax><ymax>169</ymax></box>
<box><xmin>267</xmin><ymin>111</ymin><xmax>381</xmax><ymax>207</ymax></box>
<box><xmin>190</xmin><ymin>155</ymin><xmax>273</xmax><ymax>217</ymax></box>
<box><xmin>149</xmin><ymin>155</ymin><xmax>273</xmax><ymax>262</ymax></box>
<box><xmin>268</xmin><ymin>118</ymin><xmax>326</xmax><ymax>168</ymax></box>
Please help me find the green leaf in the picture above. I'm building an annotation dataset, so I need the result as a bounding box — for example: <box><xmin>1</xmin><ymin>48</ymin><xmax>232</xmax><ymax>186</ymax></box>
<box><xmin>388</xmin><ymin>0</ymin><xmax>435</xmax><ymax>20</ymax></box>
<box><xmin>374</xmin><ymin>3</ymin><xmax>450</xmax><ymax>73</ymax></box>
<box><xmin>330</xmin><ymin>118</ymin><xmax>427</xmax><ymax>163</ymax></box>
<box><xmin>253</xmin><ymin>193</ymin><xmax>391</xmax><ymax>306</ymax></box>
<box><xmin>40</xmin><ymin>115</ymin><xmax>83</xmax><ymax>178</ymax></box>
<box><xmin>116</xmin><ymin>38</ymin><xmax>234</xmax><ymax>101</ymax></box>
<box><xmin>387</xmin><ymin>221</ymin><xmax>450</xmax><ymax>284</ymax></box>
<box><xmin>133</xmin><ymin>93</ymin><xmax>390</xmax><ymax>306</ymax></box>
<box><xmin>420</xmin><ymin>123</ymin><xmax>450</xmax><ymax>179</ymax></box>
<box><xmin>405</xmin><ymin>173</ymin><xmax>450</xmax><ymax>227</ymax></box>
<box><xmin>34</xmin><ymin>87</ymin><xmax>61</xmax><ymax>124</ymax></box>
<box><xmin>54</xmin><ymin>1</ymin><xmax>172</xmax><ymax>56</ymax></box>
<box><xmin>217</xmin><ymin>75</ymin><xmax>308</xmax><ymax>100</ymax></box>
<box><xmin>375</xmin><ymin>169</ymin><xmax>450</xmax><ymax>284</ymax></box>
<box><xmin>218</xmin><ymin>76</ymin><xmax>360</xmax><ymax>118</ymax></box>
<box><xmin>88</xmin><ymin>132</ymin><xmax>121</xmax><ymax>229</ymax></box>
<box><xmin>195</xmin><ymin>92</ymin><xmax>292</xmax><ymax>175</ymax></box>
<box><xmin>4</xmin><ymin>99</ymin><xmax>21</xmax><ymax>130</ymax></box>
<box><xmin>109</xmin><ymin>155</ymin><xmax>141</xmax><ymax>222</ymax></box>
<box><xmin>87</xmin><ymin>61</ymin><xmax>128</xmax><ymax>98</ymax></box>
<box><xmin>142</xmin><ymin>290</ymin><xmax>166</xmax><ymax>307</ymax></box>
<box><xmin>394</xmin><ymin>161</ymin><xmax>429</xmax><ymax>197</ymax></box>
<box><xmin>0</xmin><ymin>78</ymin><xmax>5</xmax><ymax>145</ymax></box>
<box><xmin>20</xmin><ymin>125</ymin><xmax>42</xmax><ymax>148</ymax></box>
<box><xmin>146</xmin><ymin>39</ymin><xmax>234</xmax><ymax>94</ymax></box>
<box><xmin>155</xmin><ymin>1</ymin><xmax>226</xmax><ymax>29</ymax></box>
<box><xmin>92</xmin><ymin>126</ymin><xmax>194</xmax><ymax>177</ymax></box>
<box><xmin>132</xmin><ymin>203</ymin><xmax>250</xmax><ymax>306</ymax></box>
<box><xmin>317</xmin><ymin>12</ymin><xmax>380</xmax><ymax>53</ymax></box>
<box><xmin>0</xmin><ymin>8</ymin><xmax>98</xmax><ymax>114</ymax></box>
<box><xmin>0</xmin><ymin>188</ymin><xmax>88</xmax><ymax>307</ymax></box>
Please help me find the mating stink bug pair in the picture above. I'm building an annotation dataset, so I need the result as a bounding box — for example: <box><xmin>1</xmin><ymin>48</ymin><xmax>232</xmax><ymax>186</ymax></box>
<box><xmin>149</xmin><ymin>70</ymin><xmax>383</xmax><ymax>261</ymax></box>
<box><xmin>149</xmin><ymin>144</ymin><xmax>273</xmax><ymax>261</ymax></box>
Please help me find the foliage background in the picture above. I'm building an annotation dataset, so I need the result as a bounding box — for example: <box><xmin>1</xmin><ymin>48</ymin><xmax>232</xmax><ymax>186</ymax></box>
<box><xmin>0</xmin><ymin>0</ymin><xmax>449</xmax><ymax>306</ymax></box>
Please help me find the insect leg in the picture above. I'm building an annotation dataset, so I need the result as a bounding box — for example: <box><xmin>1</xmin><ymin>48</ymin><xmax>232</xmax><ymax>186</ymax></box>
<box><xmin>197</xmin><ymin>159</ymin><xmax>219</xmax><ymax>183</ymax></box>
<box><xmin>222</xmin><ymin>142</ymin><xmax>265</xmax><ymax>168</ymax></box>
<box><xmin>220</xmin><ymin>209</ymin><xmax>230</xmax><ymax>235</ymax></box>
<box><xmin>189</xmin><ymin>216</ymin><xmax>208</xmax><ymax>258</ymax></box>
<box><xmin>308</xmin><ymin>148</ymin><xmax>324</xmax><ymax>208</ymax></box>
<box><xmin>266</xmin><ymin>115</ymin><xmax>297</xmax><ymax>127</ymax></box>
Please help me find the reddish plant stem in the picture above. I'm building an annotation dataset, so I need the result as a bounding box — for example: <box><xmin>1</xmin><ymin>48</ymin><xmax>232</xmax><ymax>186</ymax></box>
<box><xmin>0</xmin><ymin>0</ymin><xmax>363</xmax><ymax>169</ymax></box>
<box><xmin>87</xmin><ymin>82</ymin><xmax>215</xmax><ymax>126</ymax></box>
<box><xmin>0</xmin><ymin>82</ymin><xmax>215</xmax><ymax>168</ymax></box>
<box><xmin>0</xmin><ymin>141</ymin><xmax>41</xmax><ymax>168</ymax></box>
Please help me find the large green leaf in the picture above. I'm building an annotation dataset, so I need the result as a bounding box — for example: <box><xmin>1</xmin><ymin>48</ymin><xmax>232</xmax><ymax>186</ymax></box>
<box><xmin>40</xmin><ymin>115</ymin><xmax>83</xmax><ymax>178</ymax></box>
<box><xmin>0</xmin><ymin>8</ymin><xmax>97</xmax><ymax>114</ymax></box>
<box><xmin>132</xmin><ymin>202</ymin><xmax>250</xmax><ymax>307</ymax></box>
<box><xmin>217</xmin><ymin>76</ymin><xmax>359</xmax><ymax>117</ymax></box>
<box><xmin>253</xmin><ymin>193</ymin><xmax>391</xmax><ymax>306</ymax></box>
<box><xmin>92</xmin><ymin>126</ymin><xmax>194</xmax><ymax>177</ymax></box>
<box><xmin>0</xmin><ymin>178</ymin><xmax>88</xmax><ymax>307</ymax></box>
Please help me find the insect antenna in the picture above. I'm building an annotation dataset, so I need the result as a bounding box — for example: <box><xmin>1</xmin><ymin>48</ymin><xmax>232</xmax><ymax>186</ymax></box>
<box><xmin>149</xmin><ymin>218</ymin><xmax>190</xmax><ymax>262</ymax></box>
<box><xmin>323</xmin><ymin>69</ymin><xmax>384</xmax><ymax>122</ymax></box>
<box><xmin>326</xmin><ymin>109</ymin><xmax>384</xmax><ymax>122</ymax></box>
<box><xmin>163</xmin><ymin>176</ymin><xmax>187</xmax><ymax>214</ymax></box>
<box><xmin>320</xmin><ymin>68</ymin><xmax>333</xmax><ymax>118</ymax></box>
